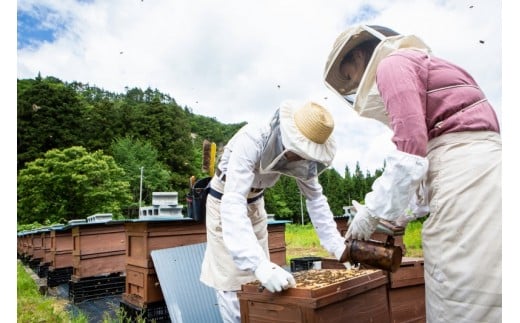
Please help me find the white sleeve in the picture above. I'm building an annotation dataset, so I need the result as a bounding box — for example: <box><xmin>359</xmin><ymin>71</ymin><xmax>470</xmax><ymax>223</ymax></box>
<box><xmin>365</xmin><ymin>150</ymin><xmax>428</xmax><ymax>222</ymax></box>
<box><xmin>221</xmin><ymin>192</ymin><xmax>267</xmax><ymax>271</ymax></box>
<box><xmin>298</xmin><ymin>179</ymin><xmax>345</xmax><ymax>258</ymax></box>
<box><xmin>220</xmin><ymin>129</ymin><xmax>268</xmax><ymax>272</ymax></box>
<box><xmin>405</xmin><ymin>180</ymin><xmax>430</xmax><ymax>219</ymax></box>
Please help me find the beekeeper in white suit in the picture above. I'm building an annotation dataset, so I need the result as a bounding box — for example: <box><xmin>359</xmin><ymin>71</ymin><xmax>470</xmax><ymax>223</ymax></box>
<box><xmin>200</xmin><ymin>100</ymin><xmax>348</xmax><ymax>322</ymax></box>
<box><xmin>324</xmin><ymin>24</ymin><xmax>501</xmax><ymax>322</ymax></box>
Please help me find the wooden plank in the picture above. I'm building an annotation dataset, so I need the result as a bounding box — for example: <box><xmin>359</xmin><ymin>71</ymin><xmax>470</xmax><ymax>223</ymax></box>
<box><xmin>389</xmin><ymin>257</ymin><xmax>424</xmax><ymax>288</ymax></box>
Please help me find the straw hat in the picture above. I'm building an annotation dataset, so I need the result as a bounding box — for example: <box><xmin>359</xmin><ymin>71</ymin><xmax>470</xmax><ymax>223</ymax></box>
<box><xmin>279</xmin><ymin>101</ymin><xmax>336</xmax><ymax>165</ymax></box>
<box><xmin>324</xmin><ymin>25</ymin><xmax>399</xmax><ymax>95</ymax></box>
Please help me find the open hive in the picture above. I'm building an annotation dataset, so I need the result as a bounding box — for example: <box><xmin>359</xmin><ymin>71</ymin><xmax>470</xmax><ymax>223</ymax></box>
<box><xmin>244</xmin><ymin>268</ymin><xmax>380</xmax><ymax>296</ymax></box>
<box><xmin>239</xmin><ymin>268</ymin><xmax>390</xmax><ymax>322</ymax></box>
<box><xmin>292</xmin><ymin>268</ymin><xmax>378</xmax><ymax>289</ymax></box>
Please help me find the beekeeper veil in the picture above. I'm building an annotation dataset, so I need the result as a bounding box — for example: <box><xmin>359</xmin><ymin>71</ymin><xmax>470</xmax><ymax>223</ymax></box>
<box><xmin>260</xmin><ymin>101</ymin><xmax>336</xmax><ymax>180</ymax></box>
<box><xmin>323</xmin><ymin>25</ymin><xmax>431</xmax><ymax>126</ymax></box>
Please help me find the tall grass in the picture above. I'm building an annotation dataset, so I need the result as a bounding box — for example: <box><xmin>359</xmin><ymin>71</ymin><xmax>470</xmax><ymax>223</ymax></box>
<box><xmin>17</xmin><ymin>260</ymin><xmax>148</xmax><ymax>322</ymax></box>
<box><xmin>285</xmin><ymin>223</ymin><xmax>327</xmax><ymax>249</ymax></box>
<box><xmin>17</xmin><ymin>260</ymin><xmax>86</xmax><ymax>322</ymax></box>
<box><xmin>403</xmin><ymin>220</ymin><xmax>423</xmax><ymax>257</ymax></box>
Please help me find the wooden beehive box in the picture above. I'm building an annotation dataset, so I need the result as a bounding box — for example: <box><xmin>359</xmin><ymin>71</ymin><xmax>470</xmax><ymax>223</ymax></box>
<box><xmin>122</xmin><ymin>219</ymin><xmax>290</xmax><ymax>308</ymax></box>
<box><xmin>125</xmin><ymin>219</ymin><xmax>208</xmax><ymax>269</ymax></box>
<box><xmin>266</xmin><ymin>220</ymin><xmax>289</xmax><ymax>266</ymax></box>
<box><xmin>387</xmin><ymin>257</ymin><xmax>425</xmax><ymax>323</ymax></box>
<box><xmin>321</xmin><ymin>256</ymin><xmax>426</xmax><ymax>322</ymax></box>
<box><xmin>25</xmin><ymin>231</ymin><xmax>36</xmax><ymax>260</ymax></box>
<box><xmin>17</xmin><ymin>233</ymin><xmax>23</xmax><ymax>258</ymax></box>
<box><xmin>32</xmin><ymin>230</ymin><xmax>45</xmax><ymax>261</ymax></box>
<box><xmin>42</xmin><ymin>229</ymin><xmax>52</xmax><ymax>264</ymax></box>
<box><xmin>334</xmin><ymin>216</ymin><xmax>349</xmax><ymax>236</ymax></box>
<box><xmin>50</xmin><ymin>226</ymin><xmax>73</xmax><ymax>270</ymax></box>
<box><xmin>238</xmin><ymin>269</ymin><xmax>390</xmax><ymax>323</ymax></box>
<box><xmin>122</xmin><ymin>219</ymin><xmax>207</xmax><ymax>307</ymax></box>
<box><xmin>71</xmin><ymin>220</ymin><xmax>127</xmax><ymax>280</ymax></box>
<box><xmin>19</xmin><ymin>232</ymin><xmax>31</xmax><ymax>260</ymax></box>
<box><xmin>122</xmin><ymin>265</ymin><xmax>164</xmax><ymax>307</ymax></box>
<box><xmin>124</xmin><ymin>220</ymin><xmax>287</xmax><ymax>269</ymax></box>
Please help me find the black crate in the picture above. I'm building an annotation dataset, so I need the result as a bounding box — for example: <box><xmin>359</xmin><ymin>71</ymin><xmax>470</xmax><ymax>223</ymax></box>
<box><xmin>69</xmin><ymin>274</ymin><xmax>126</xmax><ymax>303</ymax></box>
<box><xmin>29</xmin><ymin>258</ymin><xmax>42</xmax><ymax>271</ymax></box>
<box><xmin>37</xmin><ymin>263</ymin><xmax>50</xmax><ymax>278</ymax></box>
<box><xmin>290</xmin><ymin>256</ymin><xmax>323</xmax><ymax>272</ymax></box>
<box><xmin>47</xmin><ymin>267</ymin><xmax>73</xmax><ymax>287</ymax></box>
<box><xmin>120</xmin><ymin>300</ymin><xmax>171</xmax><ymax>323</ymax></box>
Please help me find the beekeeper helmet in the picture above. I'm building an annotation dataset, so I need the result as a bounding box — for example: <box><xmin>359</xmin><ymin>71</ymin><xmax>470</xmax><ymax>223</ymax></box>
<box><xmin>260</xmin><ymin>101</ymin><xmax>336</xmax><ymax>180</ymax></box>
<box><xmin>323</xmin><ymin>24</ymin><xmax>430</xmax><ymax>126</ymax></box>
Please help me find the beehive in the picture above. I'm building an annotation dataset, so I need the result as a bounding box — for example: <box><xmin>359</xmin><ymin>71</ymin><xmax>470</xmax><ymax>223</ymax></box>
<box><xmin>71</xmin><ymin>220</ymin><xmax>126</xmax><ymax>280</ymax></box>
<box><xmin>122</xmin><ymin>219</ymin><xmax>289</xmax><ymax>307</ymax></box>
<box><xmin>387</xmin><ymin>257</ymin><xmax>425</xmax><ymax>322</ymax></box>
<box><xmin>266</xmin><ymin>221</ymin><xmax>288</xmax><ymax>266</ymax></box>
<box><xmin>238</xmin><ymin>269</ymin><xmax>390</xmax><ymax>323</ymax></box>
<box><xmin>49</xmin><ymin>226</ymin><xmax>73</xmax><ymax>270</ymax></box>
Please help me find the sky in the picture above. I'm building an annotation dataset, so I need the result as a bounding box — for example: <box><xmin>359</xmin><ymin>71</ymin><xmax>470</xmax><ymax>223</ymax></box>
<box><xmin>9</xmin><ymin>1</ymin><xmax>518</xmax><ymax>319</ymax></box>
<box><xmin>14</xmin><ymin>0</ymin><xmax>503</xmax><ymax>175</ymax></box>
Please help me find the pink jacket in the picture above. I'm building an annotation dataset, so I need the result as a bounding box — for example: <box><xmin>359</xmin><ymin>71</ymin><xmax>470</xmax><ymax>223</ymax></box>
<box><xmin>376</xmin><ymin>50</ymin><xmax>500</xmax><ymax>157</ymax></box>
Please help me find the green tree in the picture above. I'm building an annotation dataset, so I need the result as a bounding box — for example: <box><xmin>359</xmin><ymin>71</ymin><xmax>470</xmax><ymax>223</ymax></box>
<box><xmin>110</xmin><ymin>136</ymin><xmax>173</xmax><ymax>216</ymax></box>
<box><xmin>17</xmin><ymin>146</ymin><xmax>132</xmax><ymax>224</ymax></box>
<box><xmin>264</xmin><ymin>176</ymin><xmax>303</xmax><ymax>223</ymax></box>
<box><xmin>319</xmin><ymin>168</ymin><xmax>347</xmax><ymax>216</ymax></box>
<box><xmin>351</xmin><ymin>162</ymin><xmax>367</xmax><ymax>202</ymax></box>
<box><xmin>17</xmin><ymin>77</ymin><xmax>86</xmax><ymax>170</ymax></box>
<box><xmin>120</xmin><ymin>97</ymin><xmax>196</xmax><ymax>182</ymax></box>
<box><xmin>265</xmin><ymin>178</ymin><xmax>297</xmax><ymax>221</ymax></box>
<box><xmin>343</xmin><ymin>165</ymin><xmax>354</xmax><ymax>205</ymax></box>
<box><xmin>80</xmin><ymin>99</ymin><xmax>122</xmax><ymax>151</ymax></box>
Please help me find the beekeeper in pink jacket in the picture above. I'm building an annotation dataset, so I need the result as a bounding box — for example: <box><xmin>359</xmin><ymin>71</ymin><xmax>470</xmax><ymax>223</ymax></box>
<box><xmin>200</xmin><ymin>100</ymin><xmax>348</xmax><ymax>322</ymax></box>
<box><xmin>324</xmin><ymin>24</ymin><xmax>501</xmax><ymax>322</ymax></box>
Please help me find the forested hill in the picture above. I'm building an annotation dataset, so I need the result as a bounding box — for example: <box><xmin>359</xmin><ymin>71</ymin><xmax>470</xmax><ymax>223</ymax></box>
<box><xmin>17</xmin><ymin>75</ymin><xmax>245</xmax><ymax>174</ymax></box>
<box><xmin>17</xmin><ymin>75</ymin><xmax>383</xmax><ymax>228</ymax></box>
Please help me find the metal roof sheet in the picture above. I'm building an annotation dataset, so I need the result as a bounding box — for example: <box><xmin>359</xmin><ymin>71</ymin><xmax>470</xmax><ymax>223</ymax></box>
<box><xmin>151</xmin><ymin>243</ymin><xmax>222</xmax><ymax>323</ymax></box>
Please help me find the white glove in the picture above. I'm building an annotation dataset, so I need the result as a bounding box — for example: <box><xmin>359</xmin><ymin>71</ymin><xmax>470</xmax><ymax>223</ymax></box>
<box><xmin>346</xmin><ymin>200</ymin><xmax>380</xmax><ymax>240</ymax></box>
<box><xmin>254</xmin><ymin>260</ymin><xmax>296</xmax><ymax>293</ymax></box>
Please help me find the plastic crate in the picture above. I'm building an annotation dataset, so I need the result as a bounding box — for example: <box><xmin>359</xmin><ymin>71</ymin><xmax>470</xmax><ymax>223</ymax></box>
<box><xmin>120</xmin><ymin>299</ymin><xmax>171</xmax><ymax>323</ymax></box>
<box><xmin>47</xmin><ymin>267</ymin><xmax>73</xmax><ymax>287</ymax></box>
<box><xmin>69</xmin><ymin>274</ymin><xmax>126</xmax><ymax>303</ymax></box>
<box><xmin>290</xmin><ymin>256</ymin><xmax>322</xmax><ymax>272</ymax></box>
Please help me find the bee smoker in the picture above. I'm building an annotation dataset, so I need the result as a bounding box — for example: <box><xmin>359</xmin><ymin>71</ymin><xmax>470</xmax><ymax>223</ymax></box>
<box><xmin>340</xmin><ymin>220</ymin><xmax>404</xmax><ymax>273</ymax></box>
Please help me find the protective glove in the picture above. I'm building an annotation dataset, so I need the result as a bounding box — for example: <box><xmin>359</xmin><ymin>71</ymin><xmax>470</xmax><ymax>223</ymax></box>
<box><xmin>345</xmin><ymin>200</ymin><xmax>380</xmax><ymax>241</ymax></box>
<box><xmin>254</xmin><ymin>260</ymin><xmax>296</xmax><ymax>293</ymax></box>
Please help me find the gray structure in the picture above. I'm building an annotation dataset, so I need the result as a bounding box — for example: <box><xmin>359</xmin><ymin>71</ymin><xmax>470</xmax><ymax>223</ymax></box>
<box><xmin>139</xmin><ymin>192</ymin><xmax>184</xmax><ymax>219</ymax></box>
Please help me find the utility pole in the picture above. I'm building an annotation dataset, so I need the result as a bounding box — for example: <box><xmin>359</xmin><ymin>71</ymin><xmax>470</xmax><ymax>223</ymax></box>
<box><xmin>139</xmin><ymin>167</ymin><xmax>144</xmax><ymax>209</ymax></box>
<box><xmin>300</xmin><ymin>193</ymin><xmax>304</xmax><ymax>225</ymax></box>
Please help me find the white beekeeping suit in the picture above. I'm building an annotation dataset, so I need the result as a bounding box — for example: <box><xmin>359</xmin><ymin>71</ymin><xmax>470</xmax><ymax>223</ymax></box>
<box><xmin>200</xmin><ymin>100</ymin><xmax>348</xmax><ymax>323</ymax></box>
<box><xmin>324</xmin><ymin>24</ymin><xmax>502</xmax><ymax>323</ymax></box>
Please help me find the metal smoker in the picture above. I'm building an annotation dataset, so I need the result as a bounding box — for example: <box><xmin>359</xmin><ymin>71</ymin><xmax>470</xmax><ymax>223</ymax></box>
<box><xmin>340</xmin><ymin>215</ymin><xmax>405</xmax><ymax>273</ymax></box>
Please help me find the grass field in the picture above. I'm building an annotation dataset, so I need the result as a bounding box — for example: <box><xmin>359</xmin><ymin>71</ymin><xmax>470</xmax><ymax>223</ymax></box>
<box><xmin>18</xmin><ymin>220</ymin><xmax>423</xmax><ymax>321</ymax></box>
